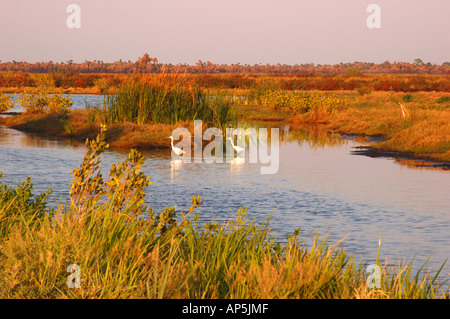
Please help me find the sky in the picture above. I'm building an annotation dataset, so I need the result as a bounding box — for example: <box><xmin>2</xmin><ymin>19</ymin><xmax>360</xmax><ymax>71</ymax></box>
<box><xmin>0</xmin><ymin>0</ymin><xmax>449</xmax><ymax>65</ymax></box>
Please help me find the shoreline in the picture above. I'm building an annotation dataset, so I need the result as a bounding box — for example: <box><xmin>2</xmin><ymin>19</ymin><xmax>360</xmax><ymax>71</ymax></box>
<box><xmin>1</xmin><ymin>89</ymin><xmax>449</xmax><ymax>165</ymax></box>
<box><xmin>0</xmin><ymin>86</ymin><xmax>111</xmax><ymax>95</ymax></box>
<box><xmin>1</xmin><ymin>109</ymin><xmax>450</xmax><ymax>171</ymax></box>
<box><xmin>346</xmin><ymin>138</ymin><xmax>450</xmax><ymax>170</ymax></box>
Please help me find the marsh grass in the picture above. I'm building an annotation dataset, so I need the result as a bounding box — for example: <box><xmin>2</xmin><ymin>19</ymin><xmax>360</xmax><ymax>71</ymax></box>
<box><xmin>0</xmin><ymin>129</ymin><xmax>448</xmax><ymax>299</ymax></box>
<box><xmin>105</xmin><ymin>74</ymin><xmax>236</xmax><ymax>128</ymax></box>
<box><xmin>297</xmin><ymin>91</ymin><xmax>450</xmax><ymax>161</ymax></box>
<box><xmin>2</xmin><ymin>88</ymin><xmax>449</xmax><ymax>161</ymax></box>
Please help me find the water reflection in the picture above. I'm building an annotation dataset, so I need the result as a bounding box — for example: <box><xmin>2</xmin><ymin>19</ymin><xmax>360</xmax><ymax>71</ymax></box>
<box><xmin>170</xmin><ymin>159</ymin><xmax>184</xmax><ymax>180</ymax></box>
<box><xmin>394</xmin><ymin>158</ymin><xmax>450</xmax><ymax>171</ymax></box>
<box><xmin>242</xmin><ymin>121</ymin><xmax>345</xmax><ymax>149</ymax></box>
<box><xmin>351</xmin><ymin>145</ymin><xmax>450</xmax><ymax>172</ymax></box>
<box><xmin>0</xmin><ymin>126</ymin><xmax>81</xmax><ymax>150</ymax></box>
<box><xmin>281</xmin><ymin>124</ymin><xmax>344</xmax><ymax>149</ymax></box>
<box><xmin>229</xmin><ymin>156</ymin><xmax>245</xmax><ymax>173</ymax></box>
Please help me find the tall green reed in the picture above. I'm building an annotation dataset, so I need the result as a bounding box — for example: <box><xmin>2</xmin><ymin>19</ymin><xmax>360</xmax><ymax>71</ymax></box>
<box><xmin>105</xmin><ymin>75</ymin><xmax>236</xmax><ymax>128</ymax></box>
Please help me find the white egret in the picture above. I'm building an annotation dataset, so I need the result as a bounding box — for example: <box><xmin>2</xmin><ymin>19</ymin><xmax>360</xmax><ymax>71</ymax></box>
<box><xmin>168</xmin><ymin>136</ymin><xmax>185</xmax><ymax>156</ymax></box>
<box><xmin>228</xmin><ymin>137</ymin><xmax>245</xmax><ymax>153</ymax></box>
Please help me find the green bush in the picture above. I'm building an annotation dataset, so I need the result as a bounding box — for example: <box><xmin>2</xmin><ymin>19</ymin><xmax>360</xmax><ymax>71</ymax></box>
<box><xmin>0</xmin><ymin>174</ymin><xmax>52</xmax><ymax>239</ymax></box>
<box><xmin>402</xmin><ymin>93</ymin><xmax>414</xmax><ymax>103</ymax></box>
<box><xmin>17</xmin><ymin>90</ymin><xmax>73</xmax><ymax>114</ymax></box>
<box><xmin>260</xmin><ymin>90</ymin><xmax>357</xmax><ymax>113</ymax></box>
<box><xmin>356</xmin><ymin>86</ymin><xmax>372</xmax><ymax>96</ymax></box>
<box><xmin>435</xmin><ymin>96</ymin><xmax>450</xmax><ymax>104</ymax></box>
<box><xmin>0</xmin><ymin>93</ymin><xmax>15</xmax><ymax>112</ymax></box>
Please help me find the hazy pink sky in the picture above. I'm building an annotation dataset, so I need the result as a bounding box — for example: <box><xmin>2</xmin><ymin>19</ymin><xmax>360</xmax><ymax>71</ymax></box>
<box><xmin>0</xmin><ymin>0</ymin><xmax>449</xmax><ymax>65</ymax></box>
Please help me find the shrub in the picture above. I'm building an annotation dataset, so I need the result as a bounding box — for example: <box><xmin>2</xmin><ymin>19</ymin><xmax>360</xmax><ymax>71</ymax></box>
<box><xmin>0</xmin><ymin>93</ymin><xmax>15</xmax><ymax>112</ymax></box>
<box><xmin>402</xmin><ymin>93</ymin><xmax>414</xmax><ymax>103</ymax></box>
<box><xmin>260</xmin><ymin>90</ymin><xmax>357</xmax><ymax>114</ymax></box>
<box><xmin>17</xmin><ymin>90</ymin><xmax>73</xmax><ymax>114</ymax></box>
<box><xmin>30</xmin><ymin>74</ymin><xmax>55</xmax><ymax>88</ymax></box>
<box><xmin>93</xmin><ymin>78</ymin><xmax>109</xmax><ymax>93</ymax></box>
<box><xmin>356</xmin><ymin>86</ymin><xmax>372</xmax><ymax>96</ymax></box>
<box><xmin>435</xmin><ymin>96</ymin><xmax>450</xmax><ymax>104</ymax></box>
<box><xmin>0</xmin><ymin>174</ymin><xmax>52</xmax><ymax>239</ymax></box>
<box><xmin>345</xmin><ymin>68</ymin><xmax>362</xmax><ymax>76</ymax></box>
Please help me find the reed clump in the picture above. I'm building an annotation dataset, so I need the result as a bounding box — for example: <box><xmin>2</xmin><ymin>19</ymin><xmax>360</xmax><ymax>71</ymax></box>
<box><xmin>105</xmin><ymin>74</ymin><xmax>235</xmax><ymax>127</ymax></box>
<box><xmin>0</xmin><ymin>129</ymin><xmax>447</xmax><ymax>299</ymax></box>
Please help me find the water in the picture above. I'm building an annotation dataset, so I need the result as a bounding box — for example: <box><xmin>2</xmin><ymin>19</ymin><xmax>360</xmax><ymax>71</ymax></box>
<box><xmin>0</xmin><ymin>101</ymin><xmax>449</xmax><ymax>287</ymax></box>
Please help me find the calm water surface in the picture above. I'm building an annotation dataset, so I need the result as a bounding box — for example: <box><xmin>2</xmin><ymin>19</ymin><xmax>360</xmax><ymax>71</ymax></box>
<box><xmin>1</xmin><ymin>95</ymin><xmax>449</xmax><ymax>286</ymax></box>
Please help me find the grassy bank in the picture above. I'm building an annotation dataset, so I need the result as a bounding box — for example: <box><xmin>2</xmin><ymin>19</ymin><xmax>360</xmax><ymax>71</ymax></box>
<box><xmin>231</xmin><ymin>90</ymin><xmax>450</xmax><ymax>162</ymax></box>
<box><xmin>312</xmin><ymin>91</ymin><xmax>450</xmax><ymax>162</ymax></box>
<box><xmin>0</xmin><ymin>86</ymin><xmax>108</xmax><ymax>95</ymax></box>
<box><xmin>0</xmin><ymin>74</ymin><xmax>237</xmax><ymax>150</ymax></box>
<box><xmin>0</xmin><ymin>110</ymin><xmax>193</xmax><ymax>150</ymax></box>
<box><xmin>234</xmin><ymin>89</ymin><xmax>449</xmax><ymax>162</ymax></box>
<box><xmin>0</xmin><ymin>130</ymin><xmax>447</xmax><ymax>299</ymax></box>
<box><xmin>1</xmin><ymin>86</ymin><xmax>450</xmax><ymax>163</ymax></box>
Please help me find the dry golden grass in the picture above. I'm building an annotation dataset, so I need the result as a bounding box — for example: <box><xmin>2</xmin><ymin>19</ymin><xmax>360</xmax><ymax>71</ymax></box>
<box><xmin>290</xmin><ymin>91</ymin><xmax>450</xmax><ymax>162</ymax></box>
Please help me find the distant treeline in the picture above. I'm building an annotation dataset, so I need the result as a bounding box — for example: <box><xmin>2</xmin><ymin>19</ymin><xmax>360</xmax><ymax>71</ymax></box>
<box><xmin>1</xmin><ymin>54</ymin><xmax>450</xmax><ymax>75</ymax></box>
